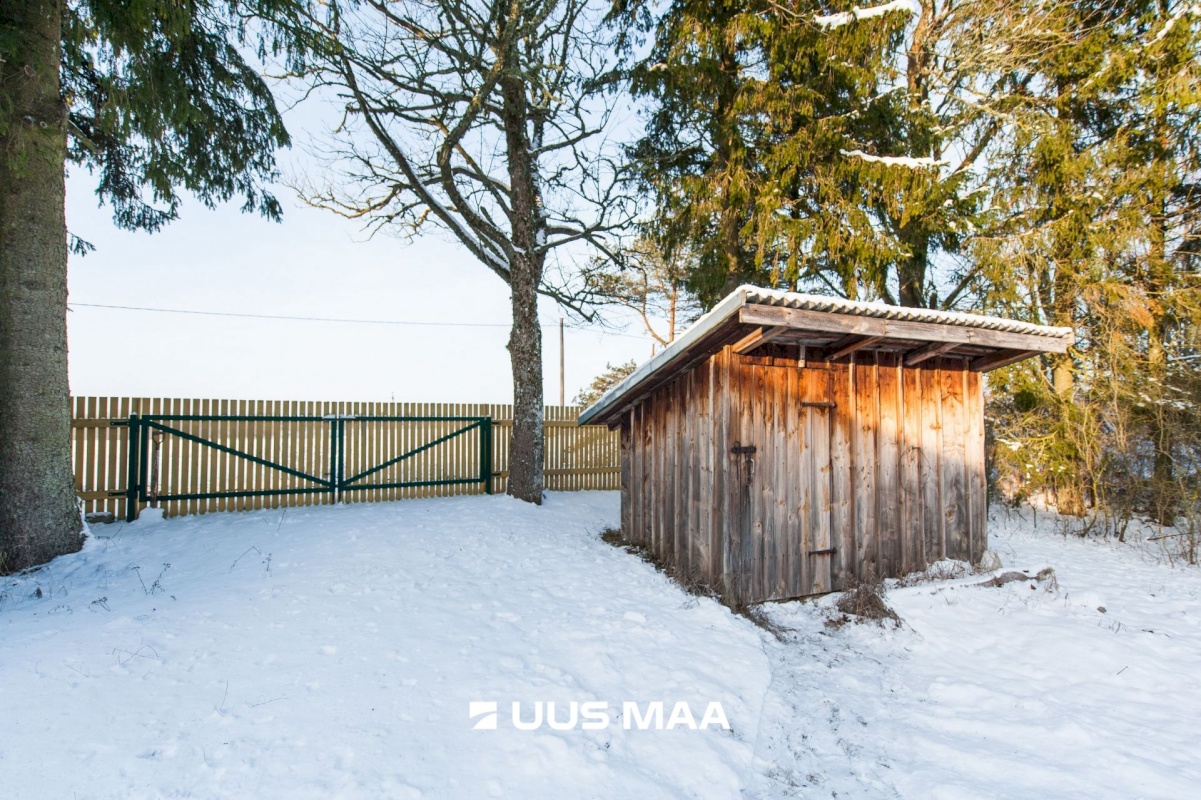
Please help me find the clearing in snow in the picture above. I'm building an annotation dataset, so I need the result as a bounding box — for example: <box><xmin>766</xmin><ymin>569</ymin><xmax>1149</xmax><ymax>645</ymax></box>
<box><xmin>1</xmin><ymin>493</ymin><xmax>1198</xmax><ymax>799</ymax></box>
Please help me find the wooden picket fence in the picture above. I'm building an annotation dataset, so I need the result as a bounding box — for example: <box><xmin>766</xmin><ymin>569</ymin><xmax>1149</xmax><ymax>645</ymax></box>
<box><xmin>71</xmin><ymin>397</ymin><xmax>619</xmax><ymax>520</ymax></box>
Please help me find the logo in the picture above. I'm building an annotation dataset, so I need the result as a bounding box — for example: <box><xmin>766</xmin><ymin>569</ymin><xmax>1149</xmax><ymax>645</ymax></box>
<box><xmin>469</xmin><ymin>700</ymin><xmax>729</xmax><ymax>731</ymax></box>
<box><xmin>469</xmin><ymin>700</ymin><xmax>499</xmax><ymax>730</ymax></box>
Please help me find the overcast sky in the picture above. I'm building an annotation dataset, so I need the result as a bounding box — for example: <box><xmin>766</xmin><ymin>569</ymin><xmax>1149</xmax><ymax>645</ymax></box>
<box><xmin>64</xmin><ymin>130</ymin><xmax>659</xmax><ymax>407</ymax></box>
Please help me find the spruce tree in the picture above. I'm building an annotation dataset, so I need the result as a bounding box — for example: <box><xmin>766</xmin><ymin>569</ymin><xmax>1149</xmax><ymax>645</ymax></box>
<box><xmin>980</xmin><ymin>1</ymin><xmax>1201</xmax><ymax>521</ymax></box>
<box><xmin>0</xmin><ymin>0</ymin><xmax>310</xmax><ymax>572</ymax></box>
<box><xmin>1105</xmin><ymin>2</ymin><xmax>1201</xmax><ymax>522</ymax></box>
<box><xmin>627</xmin><ymin>0</ymin><xmax>1061</xmax><ymax>309</ymax></box>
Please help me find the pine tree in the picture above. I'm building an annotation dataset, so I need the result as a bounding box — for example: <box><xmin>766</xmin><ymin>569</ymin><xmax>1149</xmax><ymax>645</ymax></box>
<box><xmin>575</xmin><ymin>361</ymin><xmax>638</xmax><ymax>408</ymax></box>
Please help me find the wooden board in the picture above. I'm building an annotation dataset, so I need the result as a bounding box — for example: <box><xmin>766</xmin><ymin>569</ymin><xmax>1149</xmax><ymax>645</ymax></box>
<box><xmin>900</xmin><ymin>367</ymin><xmax>924</xmax><ymax>573</ymax></box>
<box><xmin>852</xmin><ymin>354</ymin><xmax>879</xmax><ymax>582</ymax></box>
<box><xmin>875</xmin><ymin>353</ymin><xmax>902</xmax><ymax>579</ymax></box>
<box><xmin>69</xmin><ymin>399</ymin><xmax>619</xmax><ymax>520</ymax></box>
<box><xmin>965</xmin><ymin>369</ymin><xmax>987</xmax><ymax>562</ymax></box>
<box><xmin>829</xmin><ymin>362</ymin><xmax>855</xmax><ymax>589</ymax></box>
<box><xmin>940</xmin><ymin>360</ymin><xmax>969</xmax><ymax>560</ymax></box>
<box><xmin>919</xmin><ymin>367</ymin><xmax>943</xmax><ymax>562</ymax></box>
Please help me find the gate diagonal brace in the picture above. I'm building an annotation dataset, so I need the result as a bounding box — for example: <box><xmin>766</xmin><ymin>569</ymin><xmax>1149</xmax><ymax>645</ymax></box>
<box><xmin>341</xmin><ymin>420</ymin><xmax>483</xmax><ymax>487</ymax></box>
<box><xmin>144</xmin><ymin>420</ymin><xmax>333</xmax><ymax>487</ymax></box>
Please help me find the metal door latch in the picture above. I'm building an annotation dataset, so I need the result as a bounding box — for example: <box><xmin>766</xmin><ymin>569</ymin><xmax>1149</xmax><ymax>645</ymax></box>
<box><xmin>731</xmin><ymin>442</ymin><xmax>756</xmax><ymax>485</ymax></box>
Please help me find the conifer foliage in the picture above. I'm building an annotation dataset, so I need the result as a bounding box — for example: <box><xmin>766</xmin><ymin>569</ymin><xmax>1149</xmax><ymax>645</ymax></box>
<box><xmin>626</xmin><ymin>0</ymin><xmax>1201</xmax><ymax>534</ymax></box>
<box><xmin>0</xmin><ymin>0</ymin><xmax>311</xmax><ymax>572</ymax></box>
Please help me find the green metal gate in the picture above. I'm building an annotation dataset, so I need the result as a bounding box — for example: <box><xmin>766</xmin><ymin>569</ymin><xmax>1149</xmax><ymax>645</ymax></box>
<box><xmin>112</xmin><ymin>413</ymin><xmax>493</xmax><ymax>521</ymax></box>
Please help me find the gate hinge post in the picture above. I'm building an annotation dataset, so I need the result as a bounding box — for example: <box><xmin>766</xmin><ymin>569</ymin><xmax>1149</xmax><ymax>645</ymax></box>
<box><xmin>125</xmin><ymin>413</ymin><xmax>141</xmax><ymax>522</ymax></box>
<box><xmin>481</xmin><ymin>417</ymin><xmax>493</xmax><ymax>494</ymax></box>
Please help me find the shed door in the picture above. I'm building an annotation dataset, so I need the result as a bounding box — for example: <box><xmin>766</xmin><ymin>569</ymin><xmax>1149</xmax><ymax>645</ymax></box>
<box><xmin>735</xmin><ymin>364</ymin><xmax>833</xmax><ymax>602</ymax></box>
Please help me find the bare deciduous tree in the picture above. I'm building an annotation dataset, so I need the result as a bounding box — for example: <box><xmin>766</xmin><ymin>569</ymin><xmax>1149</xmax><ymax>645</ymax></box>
<box><xmin>583</xmin><ymin>237</ymin><xmax>699</xmax><ymax>347</ymax></box>
<box><xmin>295</xmin><ymin>0</ymin><xmax>632</xmax><ymax>503</ymax></box>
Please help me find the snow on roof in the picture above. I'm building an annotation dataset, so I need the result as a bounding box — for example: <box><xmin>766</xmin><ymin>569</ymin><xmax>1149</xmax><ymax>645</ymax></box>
<box><xmin>577</xmin><ymin>285</ymin><xmax>1073</xmax><ymax>427</ymax></box>
<box><xmin>741</xmin><ymin>286</ymin><xmax>1072</xmax><ymax>339</ymax></box>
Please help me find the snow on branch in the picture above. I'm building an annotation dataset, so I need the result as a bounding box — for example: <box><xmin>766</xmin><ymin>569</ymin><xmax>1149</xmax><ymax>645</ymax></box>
<box><xmin>815</xmin><ymin>0</ymin><xmax>922</xmax><ymax>30</ymax></box>
<box><xmin>840</xmin><ymin>148</ymin><xmax>949</xmax><ymax>170</ymax></box>
<box><xmin>1149</xmin><ymin>4</ymin><xmax>1201</xmax><ymax>47</ymax></box>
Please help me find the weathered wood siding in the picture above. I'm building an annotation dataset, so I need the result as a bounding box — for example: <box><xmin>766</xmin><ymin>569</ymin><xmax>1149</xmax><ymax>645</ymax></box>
<box><xmin>621</xmin><ymin>347</ymin><xmax>986</xmax><ymax>603</ymax></box>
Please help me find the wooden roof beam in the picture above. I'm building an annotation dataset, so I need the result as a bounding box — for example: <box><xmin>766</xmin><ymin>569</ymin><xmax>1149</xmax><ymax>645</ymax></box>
<box><xmin>740</xmin><ymin>304</ymin><xmax>1071</xmax><ymax>354</ymax></box>
<box><xmin>904</xmin><ymin>340</ymin><xmax>961</xmax><ymax>366</ymax></box>
<box><xmin>828</xmin><ymin>334</ymin><xmax>885</xmax><ymax>361</ymax></box>
<box><xmin>732</xmin><ymin>325</ymin><xmax>791</xmax><ymax>355</ymax></box>
<box><xmin>970</xmin><ymin>349</ymin><xmax>1041</xmax><ymax>372</ymax></box>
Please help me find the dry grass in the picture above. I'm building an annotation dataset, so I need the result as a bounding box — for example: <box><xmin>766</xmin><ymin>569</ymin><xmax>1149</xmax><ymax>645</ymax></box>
<box><xmin>829</xmin><ymin>575</ymin><xmax>901</xmax><ymax>628</ymax></box>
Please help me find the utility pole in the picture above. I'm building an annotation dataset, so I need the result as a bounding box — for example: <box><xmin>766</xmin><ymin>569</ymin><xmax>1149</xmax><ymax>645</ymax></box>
<box><xmin>559</xmin><ymin>317</ymin><xmax>565</xmax><ymax>407</ymax></box>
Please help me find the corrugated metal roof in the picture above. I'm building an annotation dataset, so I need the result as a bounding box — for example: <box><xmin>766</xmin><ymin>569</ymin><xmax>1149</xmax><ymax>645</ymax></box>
<box><xmin>742</xmin><ymin>287</ymin><xmax>1073</xmax><ymax>339</ymax></box>
<box><xmin>578</xmin><ymin>286</ymin><xmax>1073</xmax><ymax>426</ymax></box>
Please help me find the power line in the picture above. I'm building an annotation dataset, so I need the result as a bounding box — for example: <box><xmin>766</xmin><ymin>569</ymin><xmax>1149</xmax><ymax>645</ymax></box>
<box><xmin>70</xmin><ymin>301</ymin><xmax>510</xmax><ymax>328</ymax></box>
<box><xmin>68</xmin><ymin>301</ymin><xmax>655</xmax><ymax>340</ymax></box>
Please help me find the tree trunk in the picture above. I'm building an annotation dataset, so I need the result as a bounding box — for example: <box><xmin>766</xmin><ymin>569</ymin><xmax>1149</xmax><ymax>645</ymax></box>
<box><xmin>898</xmin><ymin>2</ymin><xmax>933</xmax><ymax>310</ymax></box>
<box><xmin>1143</xmin><ymin>60</ymin><xmax>1178</xmax><ymax>526</ymax></box>
<box><xmin>0</xmin><ymin>0</ymin><xmax>83</xmax><ymax>573</ymax></box>
<box><xmin>714</xmin><ymin>39</ymin><xmax>743</xmax><ymax>302</ymax></box>
<box><xmin>898</xmin><ymin>230</ymin><xmax>929</xmax><ymax>307</ymax></box>
<box><xmin>1146</xmin><ymin>161</ymin><xmax>1176</xmax><ymax>525</ymax></box>
<box><xmin>1148</xmin><ymin>318</ymin><xmax>1175</xmax><ymax>525</ymax></box>
<box><xmin>501</xmin><ymin>75</ymin><xmax>545</xmax><ymax>504</ymax></box>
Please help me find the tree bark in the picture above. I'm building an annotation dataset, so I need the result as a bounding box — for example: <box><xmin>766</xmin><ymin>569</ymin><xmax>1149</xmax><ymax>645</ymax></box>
<box><xmin>1048</xmin><ymin>244</ymin><xmax>1085</xmax><ymax>515</ymax></box>
<box><xmin>714</xmin><ymin>37</ymin><xmax>744</xmax><ymax>302</ymax></box>
<box><xmin>898</xmin><ymin>230</ymin><xmax>929</xmax><ymax>308</ymax></box>
<box><xmin>1143</xmin><ymin>53</ymin><xmax>1178</xmax><ymax>526</ymax></box>
<box><xmin>897</xmin><ymin>1</ymin><xmax>933</xmax><ymax>309</ymax></box>
<box><xmin>0</xmin><ymin>0</ymin><xmax>84</xmax><ymax>572</ymax></box>
<box><xmin>501</xmin><ymin>74</ymin><xmax>545</xmax><ymax>504</ymax></box>
<box><xmin>1146</xmin><ymin>159</ymin><xmax>1176</xmax><ymax>525</ymax></box>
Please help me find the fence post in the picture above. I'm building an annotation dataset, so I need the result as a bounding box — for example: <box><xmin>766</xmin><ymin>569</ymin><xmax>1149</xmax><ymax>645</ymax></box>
<box><xmin>138</xmin><ymin>419</ymin><xmax>151</xmax><ymax>513</ymax></box>
<box><xmin>337</xmin><ymin>417</ymin><xmax>346</xmax><ymax>503</ymax></box>
<box><xmin>481</xmin><ymin>417</ymin><xmax>493</xmax><ymax>494</ymax></box>
<box><xmin>125</xmin><ymin>413</ymin><xmax>141</xmax><ymax>522</ymax></box>
<box><xmin>328</xmin><ymin>418</ymin><xmax>339</xmax><ymax>505</ymax></box>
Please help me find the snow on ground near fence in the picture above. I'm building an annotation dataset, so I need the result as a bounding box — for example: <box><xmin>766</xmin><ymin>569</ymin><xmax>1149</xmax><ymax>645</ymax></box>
<box><xmin>0</xmin><ymin>493</ymin><xmax>768</xmax><ymax>799</ymax></box>
<box><xmin>1</xmin><ymin>494</ymin><xmax>1199</xmax><ymax>799</ymax></box>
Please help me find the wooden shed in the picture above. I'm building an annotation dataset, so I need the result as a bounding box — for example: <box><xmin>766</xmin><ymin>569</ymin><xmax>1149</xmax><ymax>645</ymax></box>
<box><xmin>579</xmin><ymin>286</ymin><xmax>1074</xmax><ymax>604</ymax></box>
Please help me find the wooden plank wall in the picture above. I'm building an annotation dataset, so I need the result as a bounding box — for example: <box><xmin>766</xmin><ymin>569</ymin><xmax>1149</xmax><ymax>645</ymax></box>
<box><xmin>71</xmin><ymin>399</ymin><xmax>619</xmax><ymax>520</ymax></box>
<box><xmin>621</xmin><ymin>348</ymin><xmax>987</xmax><ymax>604</ymax></box>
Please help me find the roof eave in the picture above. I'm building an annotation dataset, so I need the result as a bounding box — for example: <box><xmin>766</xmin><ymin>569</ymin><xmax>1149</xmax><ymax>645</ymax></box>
<box><xmin>577</xmin><ymin>287</ymin><xmax>748</xmax><ymax>427</ymax></box>
<box><xmin>577</xmin><ymin>287</ymin><xmax>1075</xmax><ymax>428</ymax></box>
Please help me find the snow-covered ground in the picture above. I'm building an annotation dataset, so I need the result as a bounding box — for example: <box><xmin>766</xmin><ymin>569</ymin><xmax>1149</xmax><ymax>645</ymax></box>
<box><xmin>1</xmin><ymin>494</ymin><xmax>1198</xmax><ymax>799</ymax></box>
<box><xmin>752</xmin><ymin>508</ymin><xmax>1201</xmax><ymax>799</ymax></box>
